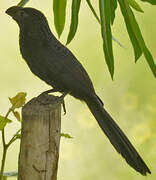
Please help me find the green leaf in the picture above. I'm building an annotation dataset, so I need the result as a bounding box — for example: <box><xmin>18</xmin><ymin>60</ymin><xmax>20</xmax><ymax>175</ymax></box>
<box><xmin>17</xmin><ymin>0</ymin><xmax>30</xmax><ymax>7</ymax></box>
<box><xmin>110</xmin><ymin>0</ymin><xmax>118</xmax><ymax>24</ymax></box>
<box><xmin>13</xmin><ymin>111</ymin><xmax>21</xmax><ymax>122</ymax></box>
<box><xmin>99</xmin><ymin>0</ymin><xmax>114</xmax><ymax>79</ymax></box>
<box><xmin>86</xmin><ymin>0</ymin><xmax>101</xmax><ymax>23</ymax></box>
<box><xmin>118</xmin><ymin>1</ymin><xmax>142</xmax><ymax>61</ymax></box>
<box><xmin>128</xmin><ymin>0</ymin><xmax>144</xmax><ymax>12</ymax></box>
<box><xmin>0</xmin><ymin>115</ymin><xmax>12</xmax><ymax>131</ymax></box>
<box><xmin>140</xmin><ymin>0</ymin><xmax>156</xmax><ymax>5</ymax></box>
<box><xmin>118</xmin><ymin>0</ymin><xmax>156</xmax><ymax>78</ymax></box>
<box><xmin>9</xmin><ymin>92</ymin><xmax>27</xmax><ymax>109</ymax></box>
<box><xmin>66</xmin><ymin>0</ymin><xmax>81</xmax><ymax>45</ymax></box>
<box><xmin>53</xmin><ymin>0</ymin><xmax>67</xmax><ymax>37</ymax></box>
<box><xmin>61</xmin><ymin>133</ymin><xmax>73</xmax><ymax>139</ymax></box>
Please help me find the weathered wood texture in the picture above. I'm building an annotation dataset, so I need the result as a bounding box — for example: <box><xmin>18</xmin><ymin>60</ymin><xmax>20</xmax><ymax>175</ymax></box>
<box><xmin>18</xmin><ymin>94</ymin><xmax>61</xmax><ymax>180</ymax></box>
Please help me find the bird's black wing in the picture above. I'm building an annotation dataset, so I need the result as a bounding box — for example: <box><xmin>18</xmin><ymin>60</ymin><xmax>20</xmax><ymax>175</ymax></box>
<box><xmin>41</xmin><ymin>38</ymin><xmax>96</xmax><ymax>99</ymax></box>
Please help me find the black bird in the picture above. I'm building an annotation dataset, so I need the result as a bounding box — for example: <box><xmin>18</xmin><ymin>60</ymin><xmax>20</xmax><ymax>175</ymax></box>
<box><xmin>6</xmin><ymin>6</ymin><xmax>151</xmax><ymax>175</ymax></box>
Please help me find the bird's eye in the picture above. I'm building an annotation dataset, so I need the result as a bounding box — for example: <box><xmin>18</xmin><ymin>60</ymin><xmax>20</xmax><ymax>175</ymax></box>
<box><xmin>18</xmin><ymin>10</ymin><xmax>28</xmax><ymax>18</ymax></box>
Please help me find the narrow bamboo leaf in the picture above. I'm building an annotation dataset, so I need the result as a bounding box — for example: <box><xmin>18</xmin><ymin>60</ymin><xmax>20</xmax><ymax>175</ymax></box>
<box><xmin>86</xmin><ymin>0</ymin><xmax>124</xmax><ymax>47</ymax></box>
<box><xmin>126</xmin><ymin>23</ymin><xmax>143</xmax><ymax>61</ymax></box>
<box><xmin>140</xmin><ymin>0</ymin><xmax>156</xmax><ymax>5</ymax></box>
<box><xmin>118</xmin><ymin>0</ymin><xmax>156</xmax><ymax>77</ymax></box>
<box><xmin>18</xmin><ymin>0</ymin><xmax>29</xmax><ymax>7</ymax></box>
<box><xmin>118</xmin><ymin>1</ymin><xmax>142</xmax><ymax>61</ymax></box>
<box><xmin>0</xmin><ymin>115</ymin><xmax>12</xmax><ymax>131</ymax></box>
<box><xmin>128</xmin><ymin>0</ymin><xmax>144</xmax><ymax>12</ymax></box>
<box><xmin>86</xmin><ymin>0</ymin><xmax>101</xmax><ymax>23</ymax></box>
<box><xmin>53</xmin><ymin>0</ymin><xmax>67</xmax><ymax>37</ymax></box>
<box><xmin>99</xmin><ymin>0</ymin><xmax>114</xmax><ymax>79</ymax></box>
<box><xmin>118</xmin><ymin>0</ymin><xmax>144</xmax><ymax>60</ymax></box>
<box><xmin>143</xmin><ymin>47</ymin><xmax>156</xmax><ymax>77</ymax></box>
<box><xmin>66</xmin><ymin>0</ymin><xmax>81</xmax><ymax>45</ymax></box>
<box><xmin>110</xmin><ymin>0</ymin><xmax>118</xmax><ymax>24</ymax></box>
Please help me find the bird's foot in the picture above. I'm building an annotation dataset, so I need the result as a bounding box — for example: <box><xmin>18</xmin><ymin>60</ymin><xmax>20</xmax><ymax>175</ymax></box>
<box><xmin>37</xmin><ymin>90</ymin><xmax>67</xmax><ymax>114</ymax></box>
<box><xmin>57</xmin><ymin>93</ymin><xmax>67</xmax><ymax>115</ymax></box>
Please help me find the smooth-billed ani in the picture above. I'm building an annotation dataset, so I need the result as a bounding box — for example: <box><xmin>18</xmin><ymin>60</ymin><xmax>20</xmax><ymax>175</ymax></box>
<box><xmin>6</xmin><ymin>6</ymin><xmax>151</xmax><ymax>175</ymax></box>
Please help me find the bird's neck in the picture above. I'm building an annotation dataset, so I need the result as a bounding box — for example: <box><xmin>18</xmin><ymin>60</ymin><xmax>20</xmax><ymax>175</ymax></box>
<box><xmin>19</xmin><ymin>23</ymin><xmax>58</xmax><ymax>61</ymax></box>
<box><xmin>19</xmin><ymin>22</ymin><xmax>54</xmax><ymax>42</ymax></box>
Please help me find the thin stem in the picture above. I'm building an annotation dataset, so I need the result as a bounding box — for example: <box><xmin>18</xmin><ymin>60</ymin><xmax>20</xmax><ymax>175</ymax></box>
<box><xmin>5</xmin><ymin>109</ymin><xmax>12</xmax><ymax>119</ymax></box>
<box><xmin>1</xmin><ymin>109</ymin><xmax>11</xmax><ymax>147</ymax></box>
<box><xmin>1</xmin><ymin>130</ymin><xmax>6</xmax><ymax>150</ymax></box>
<box><xmin>0</xmin><ymin>147</ymin><xmax>8</xmax><ymax>180</ymax></box>
<box><xmin>0</xmin><ymin>108</ymin><xmax>12</xmax><ymax>179</ymax></box>
<box><xmin>18</xmin><ymin>0</ymin><xmax>30</xmax><ymax>7</ymax></box>
<box><xmin>7</xmin><ymin>129</ymin><xmax>21</xmax><ymax>147</ymax></box>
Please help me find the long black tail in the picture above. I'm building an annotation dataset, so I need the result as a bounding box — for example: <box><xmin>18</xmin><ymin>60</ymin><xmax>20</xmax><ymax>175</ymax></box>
<box><xmin>85</xmin><ymin>96</ymin><xmax>151</xmax><ymax>175</ymax></box>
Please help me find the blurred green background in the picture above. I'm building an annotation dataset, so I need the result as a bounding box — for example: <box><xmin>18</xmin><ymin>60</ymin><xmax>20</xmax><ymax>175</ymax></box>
<box><xmin>0</xmin><ymin>0</ymin><xmax>156</xmax><ymax>179</ymax></box>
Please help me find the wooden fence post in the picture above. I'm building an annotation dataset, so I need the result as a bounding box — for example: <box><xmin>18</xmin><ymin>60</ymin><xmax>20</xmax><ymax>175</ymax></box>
<box><xmin>18</xmin><ymin>94</ymin><xmax>62</xmax><ymax>180</ymax></box>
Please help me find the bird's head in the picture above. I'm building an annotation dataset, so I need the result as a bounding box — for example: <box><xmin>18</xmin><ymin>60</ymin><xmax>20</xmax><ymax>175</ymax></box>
<box><xmin>6</xmin><ymin>6</ymin><xmax>47</xmax><ymax>28</ymax></box>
